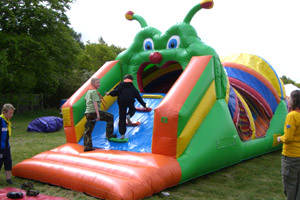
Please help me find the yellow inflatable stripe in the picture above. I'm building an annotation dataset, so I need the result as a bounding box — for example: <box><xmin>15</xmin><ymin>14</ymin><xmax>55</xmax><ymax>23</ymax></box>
<box><xmin>101</xmin><ymin>93</ymin><xmax>117</xmax><ymax>110</ymax></box>
<box><xmin>101</xmin><ymin>82</ymin><xmax>119</xmax><ymax>110</ymax></box>
<box><xmin>176</xmin><ymin>81</ymin><xmax>216</xmax><ymax>158</ymax></box>
<box><xmin>62</xmin><ymin>107</ymin><xmax>71</xmax><ymax>127</ymax></box>
<box><xmin>233</xmin><ymin>88</ymin><xmax>256</xmax><ymax>140</ymax></box>
<box><xmin>142</xmin><ymin>94</ymin><xmax>164</xmax><ymax>99</ymax></box>
<box><xmin>280</xmin><ymin>79</ymin><xmax>286</xmax><ymax>99</ymax></box>
<box><xmin>221</xmin><ymin>53</ymin><xmax>283</xmax><ymax>99</ymax></box>
<box><xmin>225</xmin><ymin>77</ymin><xmax>230</xmax><ymax>104</ymax></box>
<box><xmin>75</xmin><ymin>116</ymin><xmax>86</xmax><ymax>142</ymax></box>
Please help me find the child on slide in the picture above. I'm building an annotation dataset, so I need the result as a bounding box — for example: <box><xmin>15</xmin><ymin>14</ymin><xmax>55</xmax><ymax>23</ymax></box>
<box><xmin>83</xmin><ymin>77</ymin><xmax>116</xmax><ymax>151</ymax></box>
<box><xmin>107</xmin><ymin>74</ymin><xmax>147</xmax><ymax>139</ymax></box>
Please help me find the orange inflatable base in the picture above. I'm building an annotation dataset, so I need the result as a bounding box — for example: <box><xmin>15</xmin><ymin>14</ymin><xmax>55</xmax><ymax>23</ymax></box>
<box><xmin>12</xmin><ymin>143</ymin><xmax>182</xmax><ymax>200</ymax></box>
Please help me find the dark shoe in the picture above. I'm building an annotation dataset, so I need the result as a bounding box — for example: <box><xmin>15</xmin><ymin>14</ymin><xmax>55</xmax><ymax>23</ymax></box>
<box><xmin>107</xmin><ymin>134</ymin><xmax>117</xmax><ymax>139</ymax></box>
<box><xmin>6</xmin><ymin>179</ymin><xmax>13</xmax><ymax>184</ymax></box>
<box><xmin>21</xmin><ymin>182</ymin><xmax>34</xmax><ymax>190</ymax></box>
<box><xmin>84</xmin><ymin>148</ymin><xmax>95</xmax><ymax>152</ymax></box>
<box><xmin>26</xmin><ymin>189</ymin><xmax>39</xmax><ymax>197</ymax></box>
<box><xmin>6</xmin><ymin>192</ymin><xmax>23</xmax><ymax>199</ymax></box>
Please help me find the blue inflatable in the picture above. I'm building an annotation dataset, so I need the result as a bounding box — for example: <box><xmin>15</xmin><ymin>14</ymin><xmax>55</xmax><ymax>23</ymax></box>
<box><xmin>27</xmin><ymin>116</ymin><xmax>63</xmax><ymax>133</ymax></box>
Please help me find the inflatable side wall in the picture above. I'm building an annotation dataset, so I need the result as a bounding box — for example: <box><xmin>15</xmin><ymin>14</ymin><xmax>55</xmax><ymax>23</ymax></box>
<box><xmin>177</xmin><ymin>53</ymin><xmax>287</xmax><ymax>183</ymax></box>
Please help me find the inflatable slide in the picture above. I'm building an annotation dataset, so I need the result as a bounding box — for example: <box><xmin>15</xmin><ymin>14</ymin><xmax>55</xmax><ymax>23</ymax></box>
<box><xmin>12</xmin><ymin>1</ymin><xmax>288</xmax><ymax>199</ymax></box>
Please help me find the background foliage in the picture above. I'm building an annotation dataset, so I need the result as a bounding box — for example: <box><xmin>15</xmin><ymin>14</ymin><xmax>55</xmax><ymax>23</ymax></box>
<box><xmin>0</xmin><ymin>0</ymin><xmax>124</xmax><ymax>110</ymax></box>
<box><xmin>281</xmin><ymin>75</ymin><xmax>300</xmax><ymax>88</ymax></box>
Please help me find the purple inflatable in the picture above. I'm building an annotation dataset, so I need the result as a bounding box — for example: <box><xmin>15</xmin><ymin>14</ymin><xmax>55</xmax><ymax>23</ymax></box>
<box><xmin>27</xmin><ymin>116</ymin><xmax>63</xmax><ymax>133</ymax></box>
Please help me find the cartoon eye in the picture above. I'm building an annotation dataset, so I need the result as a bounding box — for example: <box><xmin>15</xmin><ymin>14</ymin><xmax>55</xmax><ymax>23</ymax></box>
<box><xmin>143</xmin><ymin>38</ymin><xmax>154</xmax><ymax>51</ymax></box>
<box><xmin>167</xmin><ymin>35</ymin><xmax>180</xmax><ymax>49</ymax></box>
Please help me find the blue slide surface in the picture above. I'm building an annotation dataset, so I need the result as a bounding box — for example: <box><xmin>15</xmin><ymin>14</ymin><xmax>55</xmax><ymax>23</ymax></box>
<box><xmin>78</xmin><ymin>94</ymin><xmax>164</xmax><ymax>152</ymax></box>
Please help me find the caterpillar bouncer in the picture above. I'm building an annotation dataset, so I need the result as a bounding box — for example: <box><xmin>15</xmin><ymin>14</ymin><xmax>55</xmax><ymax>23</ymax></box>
<box><xmin>12</xmin><ymin>1</ymin><xmax>288</xmax><ymax>199</ymax></box>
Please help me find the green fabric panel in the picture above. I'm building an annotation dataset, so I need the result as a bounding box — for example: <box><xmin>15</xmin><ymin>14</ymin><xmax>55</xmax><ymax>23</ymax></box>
<box><xmin>177</xmin><ymin>58</ymin><xmax>214</xmax><ymax>136</ymax></box>
<box><xmin>108</xmin><ymin>137</ymin><xmax>129</xmax><ymax>143</ymax></box>
<box><xmin>214</xmin><ymin>57</ymin><xmax>228</xmax><ymax>99</ymax></box>
<box><xmin>72</xmin><ymin>96</ymin><xmax>86</xmax><ymax>125</ymax></box>
<box><xmin>72</xmin><ymin>63</ymin><xmax>122</xmax><ymax>125</ymax></box>
<box><xmin>178</xmin><ymin>100</ymin><xmax>242</xmax><ymax>183</ymax></box>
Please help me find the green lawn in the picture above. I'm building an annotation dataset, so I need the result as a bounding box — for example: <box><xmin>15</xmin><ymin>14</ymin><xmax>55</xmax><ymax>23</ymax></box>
<box><xmin>0</xmin><ymin>109</ymin><xmax>286</xmax><ymax>200</ymax></box>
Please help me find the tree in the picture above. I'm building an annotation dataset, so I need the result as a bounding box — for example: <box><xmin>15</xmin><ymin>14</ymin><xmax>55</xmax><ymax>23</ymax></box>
<box><xmin>281</xmin><ymin>75</ymin><xmax>295</xmax><ymax>85</ymax></box>
<box><xmin>53</xmin><ymin>37</ymin><xmax>126</xmax><ymax>103</ymax></box>
<box><xmin>0</xmin><ymin>0</ymin><xmax>82</xmax><ymax>106</ymax></box>
<box><xmin>281</xmin><ymin>75</ymin><xmax>300</xmax><ymax>89</ymax></box>
<box><xmin>76</xmin><ymin>38</ymin><xmax>125</xmax><ymax>72</ymax></box>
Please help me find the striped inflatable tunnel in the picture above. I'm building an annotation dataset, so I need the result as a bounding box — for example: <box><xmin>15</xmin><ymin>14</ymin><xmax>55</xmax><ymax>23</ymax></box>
<box><xmin>222</xmin><ymin>53</ymin><xmax>284</xmax><ymax>141</ymax></box>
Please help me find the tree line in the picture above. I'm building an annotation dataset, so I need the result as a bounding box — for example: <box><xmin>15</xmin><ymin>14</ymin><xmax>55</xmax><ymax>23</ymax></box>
<box><xmin>281</xmin><ymin>76</ymin><xmax>300</xmax><ymax>88</ymax></box>
<box><xmin>0</xmin><ymin>0</ymin><xmax>124</xmax><ymax>110</ymax></box>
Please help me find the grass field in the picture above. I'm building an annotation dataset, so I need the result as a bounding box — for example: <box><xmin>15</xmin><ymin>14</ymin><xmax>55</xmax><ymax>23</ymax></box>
<box><xmin>0</xmin><ymin>109</ymin><xmax>286</xmax><ymax>200</ymax></box>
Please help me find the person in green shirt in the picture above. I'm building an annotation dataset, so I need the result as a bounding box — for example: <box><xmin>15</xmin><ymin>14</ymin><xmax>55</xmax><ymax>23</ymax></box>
<box><xmin>277</xmin><ymin>90</ymin><xmax>300</xmax><ymax>199</ymax></box>
<box><xmin>83</xmin><ymin>77</ymin><xmax>116</xmax><ymax>152</ymax></box>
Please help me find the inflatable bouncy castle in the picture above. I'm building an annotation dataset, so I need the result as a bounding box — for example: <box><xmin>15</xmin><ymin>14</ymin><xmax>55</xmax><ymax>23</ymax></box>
<box><xmin>12</xmin><ymin>1</ymin><xmax>288</xmax><ymax>199</ymax></box>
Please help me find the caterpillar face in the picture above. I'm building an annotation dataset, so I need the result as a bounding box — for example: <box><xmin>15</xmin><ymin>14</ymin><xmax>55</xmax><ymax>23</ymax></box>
<box><xmin>117</xmin><ymin>1</ymin><xmax>218</xmax><ymax>93</ymax></box>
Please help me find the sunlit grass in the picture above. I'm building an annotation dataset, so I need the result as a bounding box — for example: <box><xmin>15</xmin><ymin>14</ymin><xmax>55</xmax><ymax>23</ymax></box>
<box><xmin>0</xmin><ymin>109</ymin><xmax>285</xmax><ymax>199</ymax></box>
<box><xmin>146</xmin><ymin>151</ymin><xmax>285</xmax><ymax>200</ymax></box>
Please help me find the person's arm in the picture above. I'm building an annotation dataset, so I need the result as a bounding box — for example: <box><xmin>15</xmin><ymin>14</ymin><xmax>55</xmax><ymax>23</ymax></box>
<box><xmin>108</xmin><ymin>84</ymin><xmax>121</xmax><ymax>97</ymax></box>
<box><xmin>93</xmin><ymin>101</ymin><xmax>100</xmax><ymax>121</ymax></box>
<box><xmin>89</xmin><ymin>90</ymin><xmax>100</xmax><ymax>121</ymax></box>
<box><xmin>135</xmin><ymin>90</ymin><xmax>146</xmax><ymax>108</ymax></box>
<box><xmin>280</xmin><ymin>114</ymin><xmax>296</xmax><ymax>143</ymax></box>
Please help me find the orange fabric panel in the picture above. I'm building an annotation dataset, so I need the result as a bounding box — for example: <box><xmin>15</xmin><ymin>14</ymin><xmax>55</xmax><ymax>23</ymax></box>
<box><xmin>152</xmin><ymin>56</ymin><xmax>212</xmax><ymax>157</ymax></box>
<box><xmin>12</xmin><ymin>144</ymin><xmax>181</xmax><ymax>200</ymax></box>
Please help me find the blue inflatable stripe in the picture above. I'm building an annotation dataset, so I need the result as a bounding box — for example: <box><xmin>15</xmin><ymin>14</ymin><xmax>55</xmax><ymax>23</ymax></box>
<box><xmin>228</xmin><ymin>86</ymin><xmax>237</xmax><ymax>118</ymax></box>
<box><xmin>224</xmin><ymin>67</ymin><xmax>278</xmax><ymax>113</ymax></box>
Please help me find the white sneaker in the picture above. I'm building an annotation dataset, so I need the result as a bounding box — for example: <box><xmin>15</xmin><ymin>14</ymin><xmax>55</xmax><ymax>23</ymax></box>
<box><xmin>126</xmin><ymin>114</ymin><xmax>133</xmax><ymax>125</ymax></box>
<box><xmin>120</xmin><ymin>135</ymin><xmax>125</xmax><ymax>140</ymax></box>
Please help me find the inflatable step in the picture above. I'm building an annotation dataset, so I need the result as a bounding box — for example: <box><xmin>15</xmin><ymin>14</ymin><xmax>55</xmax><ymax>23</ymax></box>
<box><xmin>12</xmin><ymin>143</ymin><xmax>181</xmax><ymax>200</ymax></box>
